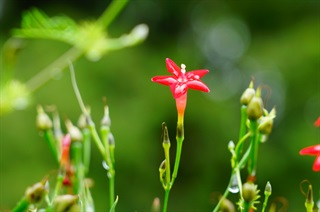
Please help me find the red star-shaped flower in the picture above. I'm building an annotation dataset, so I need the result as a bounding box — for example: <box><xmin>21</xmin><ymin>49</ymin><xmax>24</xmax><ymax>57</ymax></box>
<box><xmin>151</xmin><ymin>58</ymin><xmax>210</xmax><ymax>99</ymax></box>
<box><xmin>299</xmin><ymin>144</ymin><xmax>320</xmax><ymax>172</ymax></box>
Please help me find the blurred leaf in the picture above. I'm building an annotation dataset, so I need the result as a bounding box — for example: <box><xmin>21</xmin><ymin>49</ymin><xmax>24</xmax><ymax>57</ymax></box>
<box><xmin>13</xmin><ymin>8</ymin><xmax>149</xmax><ymax>61</ymax></box>
<box><xmin>0</xmin><ymin>80</ymin><xmax>31</xmax><ymax>116</ymax></box>
<box><xmin>13</xmin><ymin>8</ymin><xmax>78</xmax><ymax>44</ymax></box>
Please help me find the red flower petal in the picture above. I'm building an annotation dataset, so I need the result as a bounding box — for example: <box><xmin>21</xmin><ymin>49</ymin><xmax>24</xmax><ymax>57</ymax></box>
<box><xmin>300</xmin><ymin>144</ymin><xmax>320</xmax><ymax>156</ymax></box>
<box><xmin>186</xmin><ymin>70</ymin><xmax>209</xmax><ymax>79</ymax></box>
<box><xmin>314</xmin><ymin>117</ymin><xmax>320</xmax><ymax>127</ymax></box>
<box><xmin>186</xmin><ymin>80</ymin><xmax>210</xmax><ymax>93</ymax></box>
<box><xmin>312</xmin><ymin>154</ymin><xmax>320</xmax><ymax>172</ymax></box>
<box><xmin>166</xmin><ymin>58</ymin><xmax>181</xmax><ymax>77</ymax></box>
<box><xmin>151</xmin><ymin>76</ymin><xmax>177</xmax><ymax>86</ymax></box>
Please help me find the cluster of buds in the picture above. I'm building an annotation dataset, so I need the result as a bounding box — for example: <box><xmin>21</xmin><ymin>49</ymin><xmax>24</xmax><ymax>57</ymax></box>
<box><xmin>240</xmin><ymin>81</ymin><xmax>276</xmax><ymax>140</ymax></box>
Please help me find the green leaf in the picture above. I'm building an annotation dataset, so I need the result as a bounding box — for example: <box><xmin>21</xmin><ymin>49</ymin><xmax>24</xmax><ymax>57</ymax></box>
<box><xmin>13</xmin><ymin>8</ymin><xmax>78</xmax><ymax>44</ymax></box>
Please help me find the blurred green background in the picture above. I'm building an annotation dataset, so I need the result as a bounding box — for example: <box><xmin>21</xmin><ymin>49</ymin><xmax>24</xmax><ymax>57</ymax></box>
<box><xmin>1</xmin><ymin>0</ymin><xmax>319</xmax><ymax>211</ymax></box>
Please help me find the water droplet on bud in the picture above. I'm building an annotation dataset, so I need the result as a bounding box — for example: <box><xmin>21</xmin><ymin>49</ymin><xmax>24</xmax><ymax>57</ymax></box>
<box><xmin>102</xmin><ymin>161</ymin><xmax>109</xmax><ymax>170</ymax></box>
<box><xmin>228</xmin><ymin>174</ymin><xmax>239</xmax><ymax>193</ymax></box>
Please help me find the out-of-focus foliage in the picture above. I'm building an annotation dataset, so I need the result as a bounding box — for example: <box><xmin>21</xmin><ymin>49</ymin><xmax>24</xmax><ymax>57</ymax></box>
<box><xmin>0</xmin><ymin>0</ymin><xmax>319</xmax><ymax>211</ymax></box>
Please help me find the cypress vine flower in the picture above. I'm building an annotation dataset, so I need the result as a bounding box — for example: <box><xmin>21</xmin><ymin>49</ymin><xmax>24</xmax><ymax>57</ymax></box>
<box><xmin>299</xmin><ymin>144</ymin><xmax>320</xmax><ymax>172</ymax></box>
<box><xmin>151</xmin><ymin>58</ymin><xmax>210</xmax><ymax>125</ymax></box>
<box><xmin>299</xmin><ymin>117</ymin><xmax>320</xmax><ymax>172</ymax></box>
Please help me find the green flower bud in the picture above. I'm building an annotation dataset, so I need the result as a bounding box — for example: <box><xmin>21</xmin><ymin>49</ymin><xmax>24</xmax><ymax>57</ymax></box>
<box><xmin>240</xmin><ymin>81</ymin><xmax>255</xmax><ymax>105</ymax></box>
<box><xmin>246</xmin><ymin>89</ymin><xmax>263</xmax><ymax>120</ymax></box>
<box><xmin>65</xmin><ymin>119</ymin><xmax>83</xmax><ymax>142</ymax></box>
<box><xmin>305</xmin><ymin>184</ymin><xmax>314</xmax><ymax>212</ymax></box>
<box><xmin>264</xmin><ymin>181</ymin><xmax>272</xmax><ymax>196</ymax></box>
<box><xmin>77</xmin><ymin>113</ymin><xmax>87</xmax><ymax>130</ymax></box>
<box><xmin>242</xmin><ymin>182</ymin><xmax>259</xmax><ymax>203</ymax></box>
<box><xmin>258</xmin><ymin>107</ymin><xmax>276</xmax><ymax>135</ymax></box>
<box><xmin>36</xmin><ymin>105</ymin><xmax>52</xmax><ymax>131</ymax></box>
<box><xmin>25</xmin><ymin>182</ymin><xmax>46</xmax><ymax>204</ymax></box>
<box><xmin>101</xmin><ymin>105</ymin><xmax>111</xmax><ymax>127</ymax></box>
<box><xmin>54</xmin><ymin>195</ymin><xmax>80</xmax><ymax>212</ymax></box>
<box><xmin>162</xmin><ymin>122</ymin><xmax>171</xmax><ymax>148</ymax></box>
<box><xmin>219</xmin><ymin>197</ymin><xmax>236</xmax><ymax>212</ymax></box>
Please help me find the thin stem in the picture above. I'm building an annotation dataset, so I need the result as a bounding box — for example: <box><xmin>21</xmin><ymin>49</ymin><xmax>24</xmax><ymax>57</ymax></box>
<box><xmin>248</xmin><ymin>120</ymin><xmax>259</xmax><ymax>177</ymax></box>
<box><xmin>171</xmin><ymin>137</ymin><xmax>183</xmax><ymax>185</ymax></box>
<box><xmin>163</xmin><ymin>189</ymin><xmax>170</xmax><ymax>212</ymax></box>
<box><xmin>26</xmin><ymin>47</ymin><xmax>82</xmax><ymax>93</ymax></box>
<box><xmin>12</xmin><ymin>198</ymin><xmax>29</xmax><ymax>212</ymax></box>
<box><xmin>237</xmin><ymin>105</ymin><xmax>248</xmax><ymax>155</ymax></box>
<box><xmin>70</xmin><ymin>141</ymin><xmax>83</xmax><ymax>195</ymax></box>
<box><xmin>212</xmin><ymin>177</ymin><xmax>232</xmax><ymax>212</ymax></box>
<box><xmin>82</xmin><ymin>128</ymin><xmax>91</xmax><ymax>175</ymax></box>
<box><xmin>212</xmin><ymin>144</ymin><xmax>253</xmax><ymax>212</ymax></box>
<box><xmin>87</xmin><ymin>121</ymin><xmax>106</xmax><ymax>160</ymax></box>
<box><xmin>261</xmin><ymin>194</ymin><xmax>270</xmax><ymax>212</ymax></box>
<box><xmin>109</xmin><ymin>172</ymin><xmax>115</xmax><ymax>212</ymax></box>
<box><xmin>97</xmin><ymin>0</ymin><xmax>129</xmax><ymax>27</ymax></box>
<box><xmin>43</xmin><ymin>130</ymin><xmax>59</xmax><ymax>163</ymax></box>
<box><xmin>69</xmin><ymin>61</ymin><xmax>88</xmax><ymax>116</ymax></box>
<box><xmin>101</xmin><ymin>126</ymin><xmax>116</xmax><ymax>211</ymax></box>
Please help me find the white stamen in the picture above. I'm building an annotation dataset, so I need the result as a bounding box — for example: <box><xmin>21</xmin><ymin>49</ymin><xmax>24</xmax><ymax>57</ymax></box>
<box><xmin>181</xmin><ymin>64</ymin><xmax>186</xmax><ymax>74</ymax></box>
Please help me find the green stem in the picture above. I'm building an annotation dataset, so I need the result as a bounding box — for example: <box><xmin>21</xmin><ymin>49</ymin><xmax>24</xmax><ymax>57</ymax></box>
<box><xmin>262</xmin><ymin>193</ymin><xmax>270</xmax><ymax>212</ymax></box>
<box><xmin>212</xmin><ymin>144</ymin><xmax>252</xmax><ymax>212</ymax></box>
<box><xmin>53</xmin><ymin>173</ymin><xmax>64</xmax><ymax>197</ymax></box>
<box><xmin>12</xmin><ymin>198</ymin><xmax>29</xmax><ymax>212</ymax></box>
<box><xmin>171</xmin><ymin>137</ymin><xmax>183</xmax><ymax>186</ymax></box>
<box><xmin>101</xmin><ymin>126</ymin><xmax>116</xmax><ymax>211</ymax></box>
<box><xmin>163</xmin><ymin>189</ymin><xmax>170</xmax><ymax>212</ymax></box>
<box><xmin>212</xmin><ymin>177</ymin><xmax>232</xmax><ymax>212</ymax></box>
<box><xmin>236</xmin><ymin>105</ymin><xmax>248</xmax><ymax>156</ymax></box>
<box><xmin>25</xmin><ymin>47</ymin><xmax>82</xmax><ymax>93</ymax></box>
<box><xmin>248</xmin><ymin>120</ymin><xmax>259</xmax><ymax>177</ymax></box>
<box><xmin>70</xmin><ymin>141</ymin><xmax>83</xmax><ymax>194</ymax></box>
<box><xmin>97</xmin><ymin>0</ymin><xmax>129</xmax><ymax>27</ymax></box>
<box><xmin>109</xmin><ymin>171</ymin><xmax>115</xmax><ymax>212</ymax></box>
<box><xmin>82</xmin><ymin>128</ymin><xmax>91</xmax><ymax>175</ymax></box>
<box><xmin>87</xmin><ymin>120</ymin><xmax>106</xmax><ymax>159</ymax></box>
<box><xmin>43</xmin><ymin>130</ymin><xmax>59</xmax><ymax>163</ymax></box>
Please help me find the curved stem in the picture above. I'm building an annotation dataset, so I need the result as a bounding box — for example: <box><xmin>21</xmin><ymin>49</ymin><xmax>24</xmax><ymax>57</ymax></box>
<box><xmin>26</xmin><ymin>47</ymin><xmax>82</xmax><ymax>93</ymax></box>
<box><xmin>212</xmin><ymin>177</ymin><xmax>232</xmax><ymax>212</ymax></box>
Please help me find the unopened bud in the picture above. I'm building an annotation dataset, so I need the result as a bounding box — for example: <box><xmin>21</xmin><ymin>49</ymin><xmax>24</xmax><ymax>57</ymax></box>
<box><xmin>108</xmin><ymin>132</ymin><xmax>115</xmax><ymax>146</ymax></box>
<box><xmin>101</xmin><ymin>105</ymin><xmax>111</xmax><ymax>127</ymax></box>
<box><xmin>228</xmin><ymin>141</ymin><xmax>235</xmax><ymax>151</ymax></box>
<box><xmin>305</xmin><ymin>184</ymin><xmax>314</xmax><ymax>211</ymax></box>
<box><xmin>162</xmin><ymin>122</ymin><xmax>170</xmax><ymax>147</ymax></box>
<box><xmin>220</xmin><ymin>197</ymin><xmax>236</xmax><ymax>212</ymax></box>
<box><xmin>65</xmin><ymin>119</ymin><xmax>82</xmax><ymax>141</ymax></box>
<box><xmin>246</xmin><ymin>89</ymin><xmax>263</xmax><ymax>120</ymax></box>
<box><xmin>264</xmin><ymin>181</ymin><xmax>272</xmax><ymax>196</ymax></box>
<box><xmin>240</xmin><ymin>81</ymin><xmax>255</xmax><ymax>105</ymax></box>
<box><xmin>242</xmin><ymin>182</ymin><xmax>259</xmax><ymax>202</ymax></box>
<box><xmin>159</xmin><ymin>160</ymin><xmax>166</xmax><ymax>184</ymax></box>
<box><xmin>36</xmin><ymin>105</ymin><xmax>52</xmax><ymax>131</ymax></box>
<box><xmin>258</xmin><ymin>107</ymin><xmax>276</xmax><ymax>135</ymax></box>
<box><xmin>54</xmin><ymin>195</ymin><xmax>80</xmax><ymax>212</ymax></box>
<box><xmin>258</xmin><ymin>117</ymin><xmax>273</xmax><ymax>134</ymax></box>
<box><xmin>77</xmin><ymin>113</ymin><xmax>87</xmax><ymax>130</ymax></box>
<box><xmin>25</xmin><ymin>182</ymin><xmax>46</xmax><ymax>204</ymax></box>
